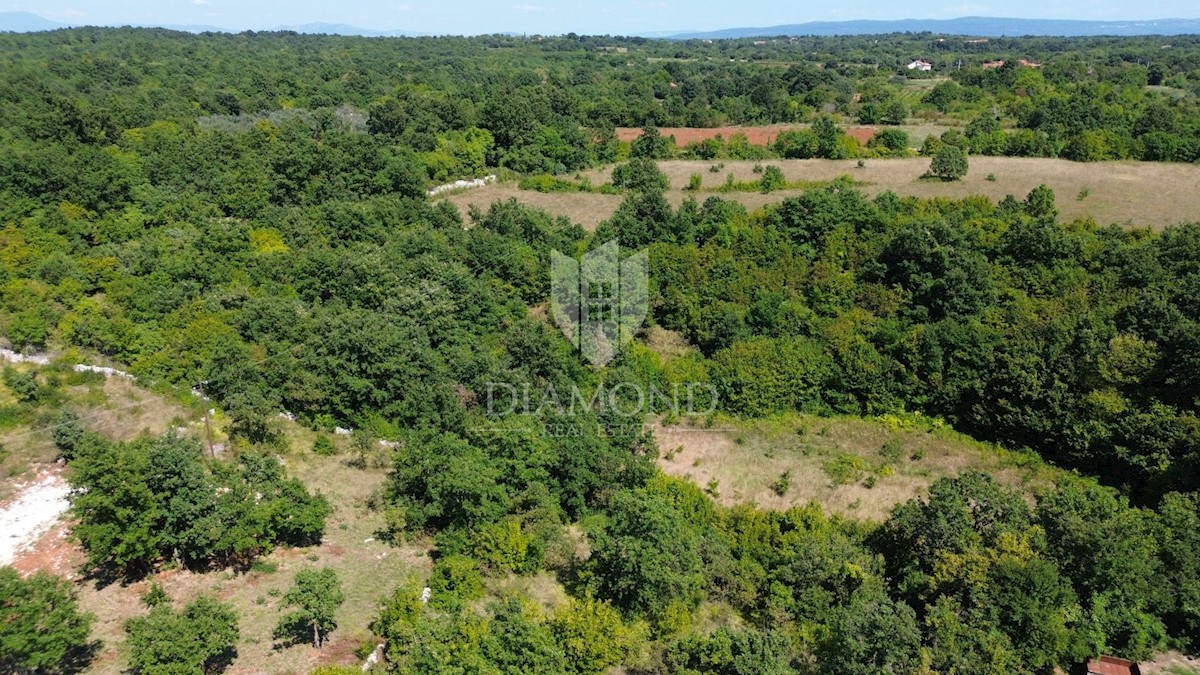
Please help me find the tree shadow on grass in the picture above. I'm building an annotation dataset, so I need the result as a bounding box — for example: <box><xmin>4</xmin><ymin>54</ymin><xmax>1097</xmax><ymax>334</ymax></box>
<box><xmin>56</xmin><ymin>640</ymin><xmax>102</xmax><ymax>675</ymax></box>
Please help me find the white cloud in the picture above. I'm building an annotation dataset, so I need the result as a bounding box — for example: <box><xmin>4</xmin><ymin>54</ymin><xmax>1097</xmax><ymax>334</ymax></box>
<box><xmin>192</xmin><ymin>0</ymin><xmax>210</xmax><ymax>5</ymax></box>
<box><xmin>515</xmin><ymin>3</ymin><xmax>543</xmax><ymax>12</ymax></box>
<box><xmin>398</xmin><ymin>3</ymin><xmax>412</xmax><ymax>9</ymax></box>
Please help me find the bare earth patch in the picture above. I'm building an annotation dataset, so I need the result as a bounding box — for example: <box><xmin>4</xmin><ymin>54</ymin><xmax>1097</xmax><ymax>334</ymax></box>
<box><xmin>1142</xmin><ymin>651</ymin><xmax>1200</xmax><ymax>674</ymax></box>
<box><xmin>0</xmin><ymin>463</ymin><xmax>70</xmax><ymax>567</ymax></box>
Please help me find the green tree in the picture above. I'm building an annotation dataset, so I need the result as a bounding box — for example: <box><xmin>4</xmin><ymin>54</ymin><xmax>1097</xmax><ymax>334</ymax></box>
<box><xmin>1036</xmin><ymin>481</ymin><xmax>1168</xmax><ymax>659</ymax></box>
<box><xmin>930</xmin><ymin>143</ymin><xmax>968</xmax><ymax>180</ymax></box>
<box><xmin>275</xmin><ymin>567</ymin><xmax>345</xmax><ymax>649</ymax></box>
<box><xmin>812</xmin><ymin>116</ymin><xmax>845</xmax><ymax>159</ymax></box>
<box><xmin>611</xmin><ymin>157</ymin><xmax>669</xmax><ymax>193</ymax></box>
<box><xmin>125</xmin><ymin>595</ymin><xmax>238</xmax><ymax>675</ymax></box>
<box><xmin>0</xmin><ymin>568</ymin><xmax>95</xmax><ymax>673</ymax></box>
<box><xmin>760</xmin><ymin>165</ymin><xmax>786</xmax><ymax>193</ymax></box>
<box><xmin>630</xmin><ymin>126</ymin><xmax>672</xmax><ymax>159</ymax></box>
<box><xmin>587</xmin><ymin>489</ymin><xmax>705</xmax><ymax>627</ymax></box>
<box><xmin>816</xmin><ymin>588</ymin><xmax>922</xmax><ymax>675</ymax></box>
<box><xmin>882</xmin><ymin>99</ymin><xmax>908</xmax><ymax>126</ymax></box>
<box><xmin>1159</xmin><ymin>491</ymin><xmax>1200</xmax><ymax>649</ymax></box>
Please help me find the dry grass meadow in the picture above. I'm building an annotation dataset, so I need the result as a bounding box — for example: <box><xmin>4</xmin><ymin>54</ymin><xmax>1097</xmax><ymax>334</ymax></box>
<box><xmin>0</xmin><ymin>372</ymin><xmax>434</xmax><ymax>674</ymax></box>
<box><xmin>65</xmin><ymin>443</ymin><xmax>433</xmax><ymax>675</ymax></box>
<box><xmin>653</xmin><ymin>413</ymin><xmax>1054</xmax><ymax>522</ymax></box>
<box><xmin>440</xmin><ymin>157</ymin><xmax>1200</xmax><ymax>232</ymax></box>
<box><xmin>0</xmin><ymin>366</ymin><xmax>190</xmax><ymax>501</ymax></box>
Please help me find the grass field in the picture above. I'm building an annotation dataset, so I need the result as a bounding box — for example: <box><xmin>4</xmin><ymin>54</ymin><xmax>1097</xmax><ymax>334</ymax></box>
<box><xmin>440</xmin><ymin>157</ymin><xmax>1200</xmax><ymax>232</ymax></box>
<box><xmin>654</xmin><ymin>412</ymin><xmax>1055</xmax><ymax>522</ymax></box>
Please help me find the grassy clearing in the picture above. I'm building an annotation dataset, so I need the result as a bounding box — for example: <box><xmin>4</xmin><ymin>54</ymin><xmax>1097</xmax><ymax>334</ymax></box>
<box><xmin>0</xmin><ymin>364</ymin><xmax>191</xmax><ymax>501</ymax></box>
<box><xmin>628</xmin><ymin>158</ymin><xmax>1200</xmax><ymax>229</ymax></box>
<box><xmin>440</xmin><ymin>181</ymin><xmax>622</xmax><ymax>232</ymax></box>
<box><xmin>440</xmin><ymin>157</ymin><xmax>1200</xmax><ymax>232</ymax></box>
<box><xmin>654</xmin><ymin>411</ymin><xmax>1057</xmax><ymax>522</ymax></box>
<box><xmin>0</xmin><ymin>368</ymin><xmax>429</xmax><ymax>674</ymax></box>
<box><xmin>71</xmin><ymin>446</ymin><xmax>430</xmax><ymax>675</ymax></box>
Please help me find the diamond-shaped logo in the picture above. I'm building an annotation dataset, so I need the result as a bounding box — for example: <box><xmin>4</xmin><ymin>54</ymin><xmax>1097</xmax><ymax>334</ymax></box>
<box><xmin>550</xmin><ymin>241</ymin><xmax>648</xmax><ymax>366</ymax></box>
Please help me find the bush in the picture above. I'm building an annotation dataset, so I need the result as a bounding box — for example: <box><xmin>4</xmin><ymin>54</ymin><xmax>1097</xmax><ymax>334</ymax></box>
<box><xmin>126</xmin><ymin>596</ymin><xmax>238</xmax><ymax>675</ymax></box>
<box><xmin>880</xmin><ymin>437</ymin><xmax>905</xmax><ymax>461</ymax></box>
<box><xmin>869</xmin><ymin>128</ymin><xmax>910</xmax><ymax>154</ymax></box>
<box><xmin>519</xmin><ymin>174</ymin><xmax>583</xmax><ymax>192</ymax></box>
<box><xmin>771</xmin><ymin>470</ymin><xmax>792</xmax><ymax>496</ymax></box>
<box><xmin>0</xmin><ymin>568</ymin><xmax>95</xmax><ymax>673</ymax></box>
<box><xmin>472</xmin><ymin>518</ymin><xmax>536</xmax><ymax>574</ymax></box>
<box><xmin>312</xmin><ymin>434</ymin><xmax>337</xmax><ymax>456</ymax></box>
<box><xmin>2</xmin><ymin>368</ymin><xmax>40</xmax><ymax>403</ymax></box>
<box><xmin>823</xmin><ymin>454</ymin><xmax>868</xmax><ymax>486</ymax></box>
<box><xmin>428</xmin><ymin>555</ymin><xmax>485</xmax><ymax>610</ymax></box>
<box><xmin>930</xmin><ymin>144</ymin><xmax>968</xmax><ymax>181</ymax></box>
<box><xmin>51</xmin><ymin>409</ymin><xmax>85</xmax><ymax>459</ymax></box>
<box><xmin>611</xmin><ymin>158</ymin><xmax>669</xmax><ymax>193</ymax></box>
<box><xmin>760</xmin><ymin>165</ymin><xmax>786</xmax><ymax>193</ymax></box>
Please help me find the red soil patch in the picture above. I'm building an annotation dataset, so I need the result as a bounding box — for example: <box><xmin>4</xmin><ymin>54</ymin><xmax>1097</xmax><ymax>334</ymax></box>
<box><xmin>10</xmin><ymin>520</ymin><xmax>83</xmax><ymax>579</ymax></box>
<box><xmin>311</xmin><ymin>636</ymin><xmax>369</xmax><ymax>669</ymax></box>
<box><xmin>616</xmin><ymin>125</ymin><xmax>877</xmax><ymax>147</ymax></box>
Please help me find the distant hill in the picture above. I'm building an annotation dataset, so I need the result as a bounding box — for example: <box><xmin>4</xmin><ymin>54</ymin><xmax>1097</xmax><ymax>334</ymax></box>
<box><xmin>0</xmin><ymin>12</ymin><xmax>421</xmax><ymax>36</ymax></box>
<box><xmin>671</xmin><ymin>16</ymin><xmax>1200</xmax><ymax>39</ymax></box>
<box><xmin>3</xmin><ymin>11</ymin><xmax>1198</xmax><ymax>39</ymax></box>
<box><xmin>0</xmin><ymin>11</ymin><xmax>65</xmax><ymax>32</ymax></box>
<box><xmin>273</xmin><ymin>22</ymin><xmax>423</xmax><ymax>37</ymax></box>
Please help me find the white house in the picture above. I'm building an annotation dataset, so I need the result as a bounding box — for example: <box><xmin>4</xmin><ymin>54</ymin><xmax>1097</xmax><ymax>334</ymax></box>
<box><xmin>907</xmin><ymin>60</ymin><xmax>933</xmax><ymax>72</ymax></box>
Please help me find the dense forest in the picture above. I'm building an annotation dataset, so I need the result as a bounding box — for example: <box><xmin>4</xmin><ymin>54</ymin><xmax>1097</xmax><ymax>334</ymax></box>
<box><xmin>1</xmin><ymin>26</ymin><xmax>1200</xmax><ymax>675</ymax></box>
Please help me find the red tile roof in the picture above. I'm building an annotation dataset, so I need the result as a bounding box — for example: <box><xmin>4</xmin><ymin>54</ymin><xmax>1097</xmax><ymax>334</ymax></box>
<box><xmin>1087</xmin><ymin>656</ymin><xmax>1140</xmax><ymax>675</ymax></box>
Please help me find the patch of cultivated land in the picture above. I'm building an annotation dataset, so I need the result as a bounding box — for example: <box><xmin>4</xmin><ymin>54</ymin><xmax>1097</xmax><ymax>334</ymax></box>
<box><xmin>440</xmin><ymin>157</ymin><xmax>1200</xmax><ymax>232</ymax></box>
<box><xmin>654</xmin><ymin>413</ymin><xmax>1054</xmax><ymax>522</ymax></box>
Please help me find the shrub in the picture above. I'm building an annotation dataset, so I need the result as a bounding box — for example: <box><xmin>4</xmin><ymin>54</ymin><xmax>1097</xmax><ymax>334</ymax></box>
<box><xmin>611</xmin><ymin>158</ymin><xmax>669</xmax><ymax>192</ymax></box>
<box><xmin>126</xmin><ymin>596</ymin><xmax>238</xmax><ymax>674</ymax></box>
<box><xmin>0</xmin><ymin>569</ymin><xmax>95</xmax><ymax>672</ymax></box>
<box><xmin>880</xmin><ymin>437</ymin><xmax>905</xmax><ymax>461</ymax></box>
<box><xmin>930</xmin><ymin>144</ymin><xmax>968</xmax><ymax>181</ymax></box>
<box><xmin>312</xmin><ymin>434</ymin><xmax>337</xmax><ymax>456</ymax></box>
<box><xmin>771</xmin><ymin>470</ymin><xmax>792</xmax><ymax>496</ymax></box>
<box><xmin>760</xmin><ymin>165</ymin><xmax>786</xmax><ymax>193</ymax></box>
<box><xmin>823</xmin><ymin>454</ymin><xmax>868</xmax><ymax>486</ymax></box>
<box><xmin>428</xmin><ymin>555</ymin><xmax>485</xmax><ymax>610</ymax></box>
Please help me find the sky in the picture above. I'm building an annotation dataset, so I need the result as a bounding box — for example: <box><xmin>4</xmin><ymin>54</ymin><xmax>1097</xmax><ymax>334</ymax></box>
<box><xmin>8</xmin><ymin>0</ymin><xmax>1198</xmax><ymax>35</ymax></box>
